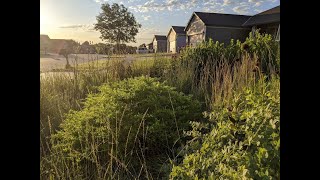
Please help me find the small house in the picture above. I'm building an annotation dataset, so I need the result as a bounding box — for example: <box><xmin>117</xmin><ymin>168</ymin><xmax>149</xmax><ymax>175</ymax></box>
<box><xmin>167</xmin><ymin>26</ymin><xmax>186</xmax><ymax>53</ymax></box>
<box><xmin>152</xmin><ymin>35</ymin><xmax>167</xmax><ymax>53</ymax></box>
<box><xmin>242</xmin><ymin>5</ymin><xmax>280</xmax><ymax>41</ymax></box>
<box><xmin>184</xmin><ymin>12</ymin><xmax>251</xmax><ymax>47</ymax></box>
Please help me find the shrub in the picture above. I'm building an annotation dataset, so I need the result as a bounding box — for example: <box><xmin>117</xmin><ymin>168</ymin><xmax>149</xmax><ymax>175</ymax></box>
<box><xmin>167</xmin><ymin>31</ymin><xmax>279</xmax><ymax>102</ymax></box>
<box><xmin>170</xmin><ymin>77</ymin><xmax>280</xmax><ymax>179</ymax></box>
<box><xmin>242</xmin><ymin>30</ymin><xmax>280</xmax><ymax>74</ymax></box>
<box><xmin>50</xmin><ymin>76</ymin><xmax>203</xmax><ymax>179</ymax></box>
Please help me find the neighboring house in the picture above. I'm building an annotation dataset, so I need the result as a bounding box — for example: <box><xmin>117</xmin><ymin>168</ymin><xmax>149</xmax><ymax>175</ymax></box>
<box><xmin>184</xmin><ymin>5</ymin><xmax>280</xmax><ymax>46</ymax></box>
<box><xmin>152</xmin><ymin>35</ymin><xmax>167</xmax><ymax>53</ymax></box>
<box><xmin>147</xmin><ymin>42</ymin><xmax>154</xmax><ymax>53</ymax></box>
<box><xmin>242</xmin><ymin>6</ymin><xmax>280</xmax><ymax>41</ymax></box>
<box><xmin>167</xmin><ymin>26</ymin><xmax>186</xmax><ymax>53</ymax></box>
<box><xmin>49</xmin><ymin>39</ymin><xmax>71</xmax><ymax>54</ymax></box>
<box><xmin>40</xmin><ymin>35</ymin><xmax>51</xmax><ymax>54</ymax></box>
<box><xmin>184</xmin><ymin>12</ymin><xmax>251</xmax><ymax>46</ymax></box>
<box><xmin>147</xmin><ymin>42</ymin><xmax>153</xmax><ymax>50</ymax></box>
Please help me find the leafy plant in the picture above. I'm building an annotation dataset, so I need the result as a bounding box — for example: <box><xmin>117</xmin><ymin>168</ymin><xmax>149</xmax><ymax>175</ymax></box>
<box><xmin>170</xmin><ymin>77</ymin><xmax>280</xmax><ymax>179</ymax></box>
<box><xmin>49</xmin><ymin>76</ymin><xmax>203</xmax><ymax>179</ymax></box>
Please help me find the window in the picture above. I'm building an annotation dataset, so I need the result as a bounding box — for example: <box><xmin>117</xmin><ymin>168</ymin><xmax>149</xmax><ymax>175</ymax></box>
<box><xmin>275</xmin><ymin>24</ymin><xmax>280</xmax><ymax>41</ymax></box>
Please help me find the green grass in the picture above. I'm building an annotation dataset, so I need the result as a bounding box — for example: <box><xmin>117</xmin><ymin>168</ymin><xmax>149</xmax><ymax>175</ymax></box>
<box><xmin>40</xmin><ymin>31</ymin><xmax>280</xmax><ymax>179</ymax></box>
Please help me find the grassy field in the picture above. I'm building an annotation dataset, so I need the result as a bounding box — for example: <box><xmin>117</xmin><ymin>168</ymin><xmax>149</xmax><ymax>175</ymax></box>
<box><xmin>40</xmin><ymin>32</ymin><xmax>280</xmax><ymax>179</ymax></box>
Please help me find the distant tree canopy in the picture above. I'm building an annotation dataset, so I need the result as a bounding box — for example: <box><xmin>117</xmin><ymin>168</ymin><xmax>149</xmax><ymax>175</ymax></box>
<box><xmin>139</xmin><ymin>43</ymin><xmax>146</xmax><ymax>48</ymax></box>
<box><xmin>94</xmin><ymin>3</ymin><xmax>141</xmax><ymax>54</ymax></box>
<box><xmin>59</xmin><ymin>40</ymin><xmax>78</xmax><ymax>68</ymax></box>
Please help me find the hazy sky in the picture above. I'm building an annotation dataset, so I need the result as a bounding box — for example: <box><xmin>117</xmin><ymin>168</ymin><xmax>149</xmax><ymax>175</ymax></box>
<box><xmin>40</xmin><ymin>0</ymin><xmax>280</xmax><ymax>46</ymax></box>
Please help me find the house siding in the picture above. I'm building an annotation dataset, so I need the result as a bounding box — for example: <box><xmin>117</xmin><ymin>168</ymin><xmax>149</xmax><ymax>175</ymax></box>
<box><xmin>153</xmin><ymin>39</ymin><xmax>167</xmax><ymax>53</ymax></box>
<box><xmin>205</xmin><ymin>26</ymin><xmax>251</xmax><ymax>45</ymax></box>
<box><xmin>167</xmin><ymin>30</ymin><xmax>176</xmax><ymax>53</ymax></box>
<box><xmin>167</xmin><ymin>29</ymin><xmax>186</xmax><ymax>53</ymax></box>
<box><xmin>186</xmin><ymin>15</ymin><xmax>205</xmax><ymax>47</ymax></box>
<box><xmin>176</xmin><ymin>35</ymin><xmax>186</xmax><ymax>53</ymax></box>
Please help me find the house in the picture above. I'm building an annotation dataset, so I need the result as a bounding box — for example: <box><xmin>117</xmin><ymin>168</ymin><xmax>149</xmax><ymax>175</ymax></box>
<box><xmin>184</xmin><ymin>12</ymin><xmax>251</xmax><ymax>47</ymax></box>
<box><xmin>242</xmin><ymin>6</ymin><xmax>280</xmax><ymax>41</ymax></box>
<box><xmin>147</xmin><ymin>42</ymin><xmax>153</xmax><ymax>50</ymax></box>
<box><xmin>152</xmin><ymin>35</ymin><xmax>167</xmax><ymax>53</ymax></box>
<box><xmin>49</xmin><ymin>39</ymin><xmax>72</xmax><ymax>54</ymax></box>
<box><xmin>184</xmin><ymin>5</ymin><xmax>280</xmax><ymax>46</ymax></box>
<box><xmin>167</xmin><ymin>26</ymin><xmax>186</xmax><ymax>53</ymax></box>
<box><xmin>40</xmin><ymin>35</ymin><xmax>51</xmax><ymax>53</ymax></box>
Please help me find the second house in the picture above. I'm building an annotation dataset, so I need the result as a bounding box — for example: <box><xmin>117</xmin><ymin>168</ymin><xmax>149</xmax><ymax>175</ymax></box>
<box><xmin>167</xmin><ymin>26</ymin><xmax>186</xmax><ymax>53</ymax></box>
<box><xmin>152</xmin><ymin>35</ymin><xmax>167</xmax><ymax>53</ymax></box>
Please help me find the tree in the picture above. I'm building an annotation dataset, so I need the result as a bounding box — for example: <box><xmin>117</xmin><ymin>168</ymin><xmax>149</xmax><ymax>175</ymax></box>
<box><xmin>139</xmin><ymin>43</ymin><xmax>146</xmax><ymax>48</ymax></box>
<box><xmin>94</xmin><ymin>3</ymin><xmax>141</xmax><ymax>54</ymax></box>
<box><xmin>59</xmin><ymin>40</ymin><xmax>78</xmax><ymax>69</ymax></box>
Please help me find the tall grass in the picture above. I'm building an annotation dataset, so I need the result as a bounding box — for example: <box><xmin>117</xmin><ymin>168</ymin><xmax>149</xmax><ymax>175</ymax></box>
<box><xmin>40</xmin><ymin>31</ymin><xmax>280</xmax><ymax>179</ymax></box>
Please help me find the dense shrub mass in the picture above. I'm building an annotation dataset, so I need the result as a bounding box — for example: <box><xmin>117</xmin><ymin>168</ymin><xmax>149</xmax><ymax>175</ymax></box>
<box><xmin>170</xmin><ymin>78</ymin><xmax>280</xmax><ymax>179</ymax></box>
<box><xmin>169</xmin><ymin>31</ymin><xmax>279</xmax><ymax>95</ymax></box>
<box><xmin>49</xmin><ymin>76</ymin><xmax>203</xmax><ymax>179</ymax></box>
<box><xmin>40</xmin><ymin>31</ymin><xmax>280</xmax><ymax>179</ymax></box>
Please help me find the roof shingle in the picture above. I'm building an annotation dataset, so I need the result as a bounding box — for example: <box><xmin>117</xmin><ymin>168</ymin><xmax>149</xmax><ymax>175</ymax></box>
<box><xmin>194</xmin><ymin>12</ymin><xmax>251</xmax><ymax>27</ymax></box>
<box><xmin>154</xmin><ymin>35</ymin><xmax>167</xmax><ymax>41</ymax></box>
<box><xmin>172</xmin><ymin>26</ymin><xmax>185</xmax><ymax>34</ymax></box>
<box><xmin>242</xmin><ymin>6</ymin><xmax>280</xmax><ymax>26</ymax></box>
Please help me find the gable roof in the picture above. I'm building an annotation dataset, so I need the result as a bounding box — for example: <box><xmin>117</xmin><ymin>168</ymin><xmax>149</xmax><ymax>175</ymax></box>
<box><xmin>185</xmin><ymin>12</ymin><xmax>251</xmax><ymax>31</ymax></box>
<box><xmin>242</xmin><ymin>6</ymin><xmax>280</xmax><ymax>26</ymax></box>
<box><xmin>172</xmin><ymin>26</ymin><xmax>185</xmax><ymax>34</ymax></box>
<box><xmin>153</xmin><ymin>35</ymin><xmax>167</xmax><ymax>41</ymax></box>
<box><xmin>257</xmin><ymin>5</ymin><xmax>280</xmax><ymax>15</ymax></box>
<box><xmin>40</xmin><ymin>34</ymin><xmax>50</xmax><ymax>40</ymax></box>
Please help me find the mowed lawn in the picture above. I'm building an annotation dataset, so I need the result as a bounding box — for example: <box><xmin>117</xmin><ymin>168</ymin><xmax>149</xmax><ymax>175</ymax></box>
<box><xmin>40</xmin><ymin>52</ymin><xmax>173</xmax><ymax>72</ymax></box>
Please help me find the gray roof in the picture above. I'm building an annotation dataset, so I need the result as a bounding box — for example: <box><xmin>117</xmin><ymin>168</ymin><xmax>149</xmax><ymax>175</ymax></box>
<box><xmin>194</xmin><ymin>12</ymin><xmax>251</xmax><ymax>27</ymax></box>
<box><xmin>242</xmin><ymin>6</ymin><xmax>280</xmax><ymax>26</ymax></box>
<box><xmin>172</xmin><ymin>26</ymin><xmax>185</xmax><ymax>34</ymax></box>
<box><xmin>154</xmin><ymin>35</ymin><xmax>167</xmax><ymax>41</ymax></box>
<box><xmin>257</xmin><ymin>5</ymin><xmax>280</xmax><ymax>15</ymax></box>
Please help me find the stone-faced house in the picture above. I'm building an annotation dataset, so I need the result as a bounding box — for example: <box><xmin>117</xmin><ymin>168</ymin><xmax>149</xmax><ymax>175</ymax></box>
<box><xmin>152</xmin><ymin>35</ymin><xmax>167</xmax><ymax>53</ymax></box>
<box><xmin>184</xmin><ymin>5</ymin><xmax>280</xmax><ymax>46</ymax></box>
<box><xmin>167</xmin><ymin>26</ymin><xmax>186</xmax><ymax>53</ymax></box>
<box><xmin>242</xmin><ymin>5</ymin><xmax>280</xmax><ymax>41</ymax></box>
<box><xmin>184</xmin><ymin>12</ymin><xmax>251</xmax><ymax>47</ymax></box>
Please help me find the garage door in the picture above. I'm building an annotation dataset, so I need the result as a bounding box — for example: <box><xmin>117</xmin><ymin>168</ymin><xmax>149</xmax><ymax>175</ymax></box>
<box><xmin>170</xmin><ymin>41</ymin><xmax>176</xmax><ymax>53</ymax></box>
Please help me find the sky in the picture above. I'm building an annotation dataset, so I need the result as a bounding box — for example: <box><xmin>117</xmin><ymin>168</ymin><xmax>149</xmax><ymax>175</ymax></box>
<box><xmin>40</xmin><ymin>0</ymin><xmax>280</xmax><ymax>46</ymax></box>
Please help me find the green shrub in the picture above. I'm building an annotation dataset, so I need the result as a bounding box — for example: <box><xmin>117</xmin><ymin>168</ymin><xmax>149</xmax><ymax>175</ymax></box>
<box><xmin>167</xmin><ymin>31</ymin><xmax>279</xmax><ymax>106</ymax></box>
<box><xmin>170</xmin><ymin>77</ymin><xmax>280</xmax><ymax>179</ymax></box>
<box><xmin>242</xmin><ymin>30</ymin><xmax>280</xmax><ymax>74</ymax></box>
<box><xmin>50</xmin><ymin>76</ymin><xmax>203</xmax><ymax>179</ymax></box>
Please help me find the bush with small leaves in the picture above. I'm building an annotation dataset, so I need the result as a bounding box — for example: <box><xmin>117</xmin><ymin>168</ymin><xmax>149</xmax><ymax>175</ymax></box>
<box><xmin>51</xmin><ymin>76</ymin><xmax>203</xmax><ymax>179</ymax></box>
<box><xmin>170</xmin><ymin>77</ymin><xmax>280</xmax><ymax>179</ymax></box>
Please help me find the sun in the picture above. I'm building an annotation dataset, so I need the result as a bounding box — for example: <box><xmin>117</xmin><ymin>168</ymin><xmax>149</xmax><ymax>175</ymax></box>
<box><xmin>40</xmin><ymin>3</ymin><xmax>54</xmax><ymax>34</ymax></box>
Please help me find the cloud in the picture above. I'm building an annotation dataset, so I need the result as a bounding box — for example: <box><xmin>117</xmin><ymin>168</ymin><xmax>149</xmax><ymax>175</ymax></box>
<box><xmin>59</xmin><ymin>25</ymin><xmax>84</xmax><ymax>29</ymax></box>
<box><xmin>232</xmin><ymin>5</ymin><xmax>249</xmax><ymax>14</ymax></box>
<box><xmin>93</xmin><ymin>0</ymin><xmax>107</xmax><ymax>4</ymax></box>
<box><xmin>129</xmin><ymin>0</ymin><xmax>200</xmax><ymax>13</ymax></box>
<box><xmin>59</xmin><ymin>24</ymin><xmax>95</xmax><ymax>32</ymax></box>
<box><xmin>254</xmin><ymin>2</ymin><xmax>262</xmax><ymax>6</ymax></box>
<box><xmin>142</xmin><ymin>15</ymin><xmax>151</xmax><ymax>20</ymax></box>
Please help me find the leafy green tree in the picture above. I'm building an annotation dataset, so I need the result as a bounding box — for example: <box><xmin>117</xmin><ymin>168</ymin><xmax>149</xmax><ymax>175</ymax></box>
<box><xmin>59</xmin><ymin>40</ymin><xmax>78</xmax><ymax>69</ymax></box>
<box><xmin>94</xmin><ymin>3</ymin><xmax>141</xmax><ymax>54</ymax></box>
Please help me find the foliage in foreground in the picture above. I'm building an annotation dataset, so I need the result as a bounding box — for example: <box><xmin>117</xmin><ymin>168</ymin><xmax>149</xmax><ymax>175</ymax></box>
<box><xmin>45</xmin><ymin>76</ymin><xmax>203</xmax><ymax>179</ymax></box>
<box><xmin>170</xmin><ymin>77</ymin><xmax>280</xmax><ymax>179</ymax></box>
<box><xmin>41</xmin><ymin>31</ymin><xmax>280</xmax><ymax>179</ymax></box>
